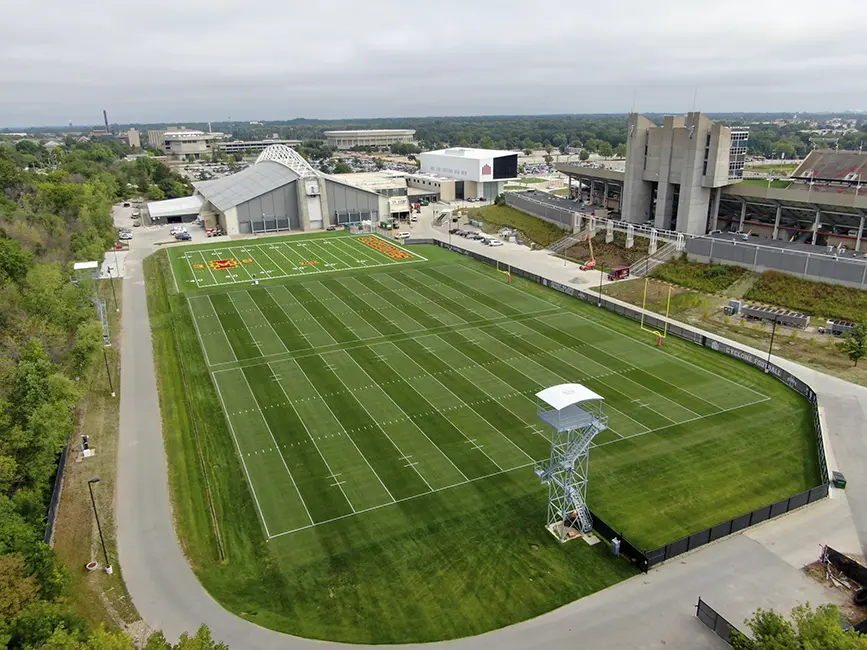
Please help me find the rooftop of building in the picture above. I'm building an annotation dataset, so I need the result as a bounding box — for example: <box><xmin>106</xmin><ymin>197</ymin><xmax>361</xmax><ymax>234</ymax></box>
<box><xmin>329</xmin><ymin>170</ymin><xmax>407</xmax><ymax>191</ymax></box>
<box><xmin>422</xmin><ymin>147</ymin><xmax>517</xmax><ymax>160</ymax></box>
<box><xmin>194</xmin><ymin>160</ymin><xmax>299</xmax><ymax>212</ymax></box>
<box><xmin>323</xmin><ymin>129</ymin><xmax>416</xmax><ymax>135</ymax></box>
<box><xmin>164</xmin><ymin>129</ymin><xmax>223</xmax><ymax>140</ymax></box>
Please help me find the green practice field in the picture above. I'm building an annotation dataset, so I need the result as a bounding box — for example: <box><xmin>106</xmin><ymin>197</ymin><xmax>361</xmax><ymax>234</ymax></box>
<box><xmin>151</xmin><ymin>234</ymin><xmax>819</xmax><ymax>642</ymax></box>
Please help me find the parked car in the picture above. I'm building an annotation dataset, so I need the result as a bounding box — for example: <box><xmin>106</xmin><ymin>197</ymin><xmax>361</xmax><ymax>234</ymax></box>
<box><xmin>326</xmin><ymin>225</ymin><xmax>337</xmax><ymax>231</ymax></box>
<box><xmin>176</xmin><ymin>232</ymin><xmax>192</xmax><ymax>241</ymax></box>
<box><xmin>489</xmin><ymin>240</ymin><xmax>503</xmax><ymax>247</ymax></box>
<box><xmin>123</xmin><ymin>202</ymin><xmax>130</xmax><ymax>207</ymax></box>
<box><xmin>395</xmin><ymin>231</ymin><xmax>411</xmax><ymax>239</ymax></box>
<box><xmin>410</xmin><ymin>215</ymin><xmax>418</xmax><ymax>222</ymax></box>
<box><xmin>118</xmin><ymin>232</ymin><xmax>133</xmax><ymax>241</ymax></box>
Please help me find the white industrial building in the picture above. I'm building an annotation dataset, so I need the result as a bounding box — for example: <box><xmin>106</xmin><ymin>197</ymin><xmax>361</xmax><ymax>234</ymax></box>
<box><xmin>215</xmin><ymin>139</ymin><xmax>302</xmax><ymax>156</ymax></box>
<box><xmin>146</xmin><ymin>127</ymin><xmax>225</xmax><ymax>160</ymax></box>
<box><xmin>324</xmin><ymin>129</ymin><xmax>416</xmax><ymax>150</ymax></box>
<box><xmin>419</xmin><ymin>147</ymin><xmax>519</xmax><ymax>200</ymax></box>
<box><xmin>146</xmin><ymin>144</ymin><xmax>408</xmax><ymax>233</ymax></box>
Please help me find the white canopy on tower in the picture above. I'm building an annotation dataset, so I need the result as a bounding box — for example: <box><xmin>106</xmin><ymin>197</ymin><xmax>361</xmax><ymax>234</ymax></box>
<box><xmin>535</xmin><ymin>384</ymin><xmax>604</xmax><ymax>411</ymax></box>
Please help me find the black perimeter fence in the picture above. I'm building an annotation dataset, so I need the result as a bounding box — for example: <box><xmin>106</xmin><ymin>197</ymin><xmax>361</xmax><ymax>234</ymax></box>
<box><xmin>408</xmin><ymin>238</ymin><xmax>832</xmax><ymax>572</ymax></box>
<box><xmin>696</xmin><ymin>597</ymin><xmax>738</xmax><ymax>645</ymax></box>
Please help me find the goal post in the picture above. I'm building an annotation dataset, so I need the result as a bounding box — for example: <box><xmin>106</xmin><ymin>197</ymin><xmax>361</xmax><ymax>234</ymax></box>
<box><xmin>639</xmin><ymin>277</ymin><xmax>672</xmax><ymax>344</ymax></box>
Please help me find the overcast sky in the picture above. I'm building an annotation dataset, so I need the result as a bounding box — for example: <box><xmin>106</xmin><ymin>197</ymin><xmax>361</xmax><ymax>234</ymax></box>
<box><xmin>2</xmin><ymin>0</ymin><xmax>866</xmax><ymax>128</ymax></box>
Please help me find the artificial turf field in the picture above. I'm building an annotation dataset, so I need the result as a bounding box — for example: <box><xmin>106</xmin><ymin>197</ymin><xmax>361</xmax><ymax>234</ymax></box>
<box><xmin>152</xmin><ymin>233</ymin><xmax>819</xmax><ymax>642</ymax></box>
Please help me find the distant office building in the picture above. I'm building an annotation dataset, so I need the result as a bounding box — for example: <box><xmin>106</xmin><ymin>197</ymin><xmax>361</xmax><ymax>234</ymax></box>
<box><xmin>147</xmin><ymin>129</ymin><xmax>166</xmax><ymax>150</ymax></box>
<box><xmin>216</xmin><ymin>139</ymin><xmax>301</xmax><ymax>156</ymax></box>
<box><xmin>324</xmin><ymin>129</ymin><xmax>416</xmax><ymax>150</ymax></box>
<box><xmin>121</xmin><ymin>128</ymin><xmax>141</xmax><ymax>148</ymax></box>
<box><xmin>419</xmin><ymin>147</ymin><xmax>519</xmax><ymax>200</ymax></box>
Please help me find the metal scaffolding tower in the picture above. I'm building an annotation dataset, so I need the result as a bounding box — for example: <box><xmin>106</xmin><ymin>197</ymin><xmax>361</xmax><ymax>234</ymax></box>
<box><xmin>534</xmin><ymin>384</ymin><xmax>607</xmax><ymax>541</ymax></box>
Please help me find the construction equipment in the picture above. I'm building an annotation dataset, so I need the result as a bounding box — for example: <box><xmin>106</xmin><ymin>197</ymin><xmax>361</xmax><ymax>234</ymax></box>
<box><xmin>579</xmin><ymin>234</ymin><xmax>597</xmax><ymax>270</ymax></box>
<box><xmin>607</xmin><ymin>266</ymin><xmax>630</xmax><ymax>281</ymax></box>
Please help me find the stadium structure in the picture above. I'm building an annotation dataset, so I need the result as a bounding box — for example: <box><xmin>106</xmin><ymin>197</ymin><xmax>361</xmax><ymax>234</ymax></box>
<box><xmin>146</xmin><ymin>144</ymin><xmax>414</xmax><ymax>234</ymax></box>
<box><xmin>557</xmin><ymin>113</ymin><xmax>867</xmax><ymax>250</ymax></box>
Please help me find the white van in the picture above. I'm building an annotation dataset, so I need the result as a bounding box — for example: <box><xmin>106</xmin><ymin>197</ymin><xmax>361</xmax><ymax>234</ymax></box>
<box><xmin>488</xmin><ymin>239</ymin><xmax>503</xmax><ymax>247</ymax></box>
<box><xmin>396</xmin><ymin>231</ymin><xmax>411</xmax><ymax>239</ymax></box>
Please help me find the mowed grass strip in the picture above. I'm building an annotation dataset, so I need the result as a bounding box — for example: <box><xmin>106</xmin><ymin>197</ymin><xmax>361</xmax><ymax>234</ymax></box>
<box><xmin>538</xmin><ymin>311</ymin><xmax>761</xmax><ymax>409</ymax></box>
<box><xmin>416</xmin><ymin>267</ymin><xmax>524</xmax><ymax>317</ymax></box>
<box><xmin>213</xmin><ymin>369</ymin><xmax>313</xmax><ymax>534</ymax></box>
<box><xmin>294</xmin><ymin>354</ymin><xmax>429</xmax><ymax>501</ymax></box>
<box><xmin>187</xmin><ymin>296</ymin><xmax>236</xmax><ymax>365</ymax></box>
<box><xmin>365</xmin><ymin>274</ymin><xmax>467</xmax><ymax>327</ymax></box>
<box><xmin>208</xmin><ymin>293</ymin><xmax>262</xmax><ymax>359</ymax></box>
<box><xmin>268</xmin><ymin>359</ymin><xmax>394</xmax><ymax>512</ymax></box>
<box><xmin>338</xmin><ymin>276</ymin><xmax>446</xmax><ymax>331</ymax></box>
<box><xmin>241</xmin><ymin>363</ymin><xmax>354</xmax><ymax>523</ymax></box>
<box><xmin>346</xmin><ymin>346</ymin><xmax>499</xmax><ymax>479</ymax></box>
<box><xmin>318</xmin><ymin>278</ymin><xmax>404</xmax><ymax>336</ymax></box>
<box><xmin>248</xmin><ymin>288</ymin><xmax>312</xmax><ymax>351</ymax></box>
<box><xmin>323</xmin><ymin>350</ymin><xmax>466</xmax><ymax>490</ymax></box>
<box><xmin>227</xmin><ymin>291</ymin><xmax>288</xmax><ymax>356</ymax></box>
<box><xmin>387</xmin><ymin>273</ymin><xmax>487</xmax><ymax>323</ymax></box>
<box><xmin>265</xmin><ymin>286</ymin><xmax>336</xmax><ymax>349</ymax></box>
<box><xmin>403</xmin><ymin>270</ymin><xmax>504</xmax><ymax>321</ymax></box>
<box><xmin>285</xmin><ymin>283</ymin><xmax>358</xmax><ymax>343</ymax></box>
<box><xmin>382</xmin><ymin>340</ymin><xmax>532</xmax><ymax>469</ymax></box>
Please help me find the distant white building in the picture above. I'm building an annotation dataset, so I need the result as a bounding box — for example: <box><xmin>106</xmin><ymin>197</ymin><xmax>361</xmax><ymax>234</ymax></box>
<box><xmin>146</xmin><ymin>127</ymin><xmax>224</xmax><ymax>160</ymax></box>
<box><xmin>324</xmin><ymin>129</ymin><xmax>416</xmax><ymax>150</ymax></box>
<box><xmin>419</xmin><ymin>147</ymin><xmax>519</xmax><ymax>200</ymax></box>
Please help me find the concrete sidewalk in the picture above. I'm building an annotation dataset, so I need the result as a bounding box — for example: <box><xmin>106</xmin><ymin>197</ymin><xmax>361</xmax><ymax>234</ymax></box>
<box><xmin>115</xmin><ymin>232</ymin><xmax>866</xmax><ymax>648</ymax></box>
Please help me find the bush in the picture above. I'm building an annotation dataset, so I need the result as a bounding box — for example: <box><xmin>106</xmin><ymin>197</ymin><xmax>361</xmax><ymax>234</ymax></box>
<box><xmin>745</xmin><ymin>271</ymin><xmax>867</xmax><ymax>322</ymax></box>
<box><xmin>652</xmin><ymin>258</ymin><xmax>747</xmax><ymax>293</ymax></box>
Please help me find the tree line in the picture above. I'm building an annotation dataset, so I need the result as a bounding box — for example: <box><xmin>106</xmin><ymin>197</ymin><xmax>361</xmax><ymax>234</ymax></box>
<box><xmin>0</xmin><ymin>141</ymin><xmax>224</xmax><ymax>649</ymax></box>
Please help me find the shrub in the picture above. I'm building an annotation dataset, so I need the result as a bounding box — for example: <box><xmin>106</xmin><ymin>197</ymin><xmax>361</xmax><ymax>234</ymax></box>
<box><xmin>745</xmin><ymin>271</ymin><xmax>867</xmax><ymax>323</ymax></box>
<box><xmin>652</xmin><ymin>258</ymin><xmax>747</xmax><ymax>293</ymax></box>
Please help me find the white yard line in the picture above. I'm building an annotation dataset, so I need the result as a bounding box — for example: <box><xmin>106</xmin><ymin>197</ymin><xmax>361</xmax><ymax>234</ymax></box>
<box><xmin>269</xmin><ymin>285</ymin><xmax>338</xmax><ymax>346</ymax></box>
<box><xmin>469</xmin><ymin>327</ymin><xmax>644</xmax><ymax>436</ymax></box>
<box><xmin>170</xmin><ymin>251</ymin><xmax>183</xmax><ymax>291</ymax></box>
<box><xmin>236</xmin><ymin>368</ymin><xmax>315</xmax><ymax>526</ymax></box>
<box><xmin>224</xmin><ymin>293</ymin><xmax>262</xmax><ymax>356</ymax></box>
<box><xmin>419</xmin><ymin>334</ymin><xmax>537</xmax><ymax>462</ymax></box>
<box><xmin>370</xmin><ymin>344</ymin><xmax>505</xmax><ymax>471</ymax></box>
<box><xmin>528</xmin><ymin>315</ymin><xmax>737</xmax><ymax>410</ymax></box>
<box><xmin>241</xmin><ymin>290</ymin><xmax>290</xmax><ymax>354</ymax></box>
<box><xmin>212</xmin><ymin>374</ymin><xmax>272</xmax><ymax>537</ymax></box>
<box><xmin>320</xmin><ymin>351</ymin><xmax>434</xmax><ymax>492</ymax></box>
<box><xmin>267</xmin><ymin>461</ymin><xmax>532</xmax><ymax>539</ymax></box>
<box><xmin>198</xmin><ymin>250</ymin><xmax>220</xmax><ymax>287</ymax></box>
<box><xmin>290</xmin><ymin>358</ymin><xmax>396</xmax><ymax>504</ymax></box>
<box><xmin>368</xmin><ymin>273</ymin><xmax>474</xmax><ymax>326</ymax></box>
<box><xmin>265</xmin><ymin>362</ymin><xmax>357</xmax><ymax>513</ymax></box>
<box><xmin>440</xmin><ymin>263</ymin><xmax>560</xmax><ymax>313</ymax></box>
<box><xmin>594</xmin><ymin>397</ymin><xmax>773</xmax><ymax>449</ymax></box>
<box><xmin>248</xmin><ymin>244</ymin><xmax>293</xmax><ymax>281</ymax></box>
<box><xmin>205</xmin><ymin>295</ymin><xmax>239</xmax><ymax>363</ymax></box>
<box><xmin>336</xmin><ymin>277</ymin><xmax>429</xmax><ymax>333</ymax></box>
<box><xmin>539</xmin><ymin>310</ymin><xmax>769</xmax><ymax>402</ymax></box>
<box><xmin>401</xmin><ymin>268</ymin><xmax>502</xmax><ymax>322</ymax></box>
<box><xmin>336</xmin><ymin>349</ymin><xmax>471</xmax><ymax>482</ymax></box>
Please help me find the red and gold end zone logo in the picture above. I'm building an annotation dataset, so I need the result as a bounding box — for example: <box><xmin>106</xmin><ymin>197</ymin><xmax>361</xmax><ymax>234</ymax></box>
<box><xmin>358</xmin><ymin>236</ymin><xmax>413</xmax><ymax>260</ymax></box>
<box><xmin>199</xmin><ymin>258</ymin><xmax>255</xmax><ymax>271</ymax></box>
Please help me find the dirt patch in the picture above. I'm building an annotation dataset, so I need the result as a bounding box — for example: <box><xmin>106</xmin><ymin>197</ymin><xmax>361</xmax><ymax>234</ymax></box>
<box><xmin>804</xmin><ymin>560</ymin><xmax>867</xmax><ymax>624</ymax></box>
<box><xmin>563</xmin><ymin>232</ymin><xmax>650</xmax><ymax>269</ymax></box>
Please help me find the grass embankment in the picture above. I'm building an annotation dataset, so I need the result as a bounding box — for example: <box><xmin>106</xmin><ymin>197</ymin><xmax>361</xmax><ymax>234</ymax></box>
<box><xmin>519</xmin><ymin>177</ymin><xmax>547</xmax><ymax>183</ymax></box>
<box><xmin>52</xmin><ymin>278</ymin><xmax>140</xmax><ymax>631</ymax></box>
<box><xmin>652</xmin><ymin>258</ymin><xmax>748</xmax><ymax>294</ymax></box>
<box><xmin>145</xmin><ymin>248</ymin><xmax>636</xmax><ymax>643</ymax></box>
<box><xmin>465</xmin><ymin>204</ymin><xmax>564</xmax><ymax>246</ymax></box>
<box><xmin>745</xmin><ymin>271</ymin><xmax>867</xmax><ymax>323</ymax></box>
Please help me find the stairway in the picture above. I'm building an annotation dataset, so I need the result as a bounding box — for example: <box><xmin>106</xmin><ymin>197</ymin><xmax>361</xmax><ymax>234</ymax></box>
<box><xmin>631</xmin><ymin>242</ymin><xmax>678</xmax><ymax>278</ymax></box>
<box><xmin>547</xmin><ymin>231</ymin><xmax>587</xmax><ymax>255</ymax></box>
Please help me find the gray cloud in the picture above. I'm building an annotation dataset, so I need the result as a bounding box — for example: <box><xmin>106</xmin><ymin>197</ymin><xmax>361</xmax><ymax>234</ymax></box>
<box><xmin>2</xmin><ymin>0</ymin><xmax>866</xmax><ymax>127</ymax></box>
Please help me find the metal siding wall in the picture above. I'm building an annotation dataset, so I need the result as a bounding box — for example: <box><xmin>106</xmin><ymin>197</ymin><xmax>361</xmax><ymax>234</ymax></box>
<box><xmin>235</xmin><ymin>182</ymin><xmax>300</xmax><ymax>233</ymax></box>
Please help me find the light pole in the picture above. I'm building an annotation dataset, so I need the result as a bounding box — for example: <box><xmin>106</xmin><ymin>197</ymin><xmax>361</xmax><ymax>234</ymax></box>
<box><xmin>107</xmin><ymin>267</ymin><xmax>119</xmax><ymax>312</ymax></box>
<box><xmin>766</xmin><ymin>317</ymin><xmax>778</xmax><ymax>372</ymax></box>
<box><xmin>87</xmin><ymin>478</ymin><xmax>112</xmax><ymax>575</ymax></box>
<box><xmin>598</xmin><ymin>266</ymin><xmax>604</xmax><ymax>307</ymax></box>
<box><xmin>103</xmin><ymin>348</ymin><xmax>115</xmax><ymax>397</ymax></box>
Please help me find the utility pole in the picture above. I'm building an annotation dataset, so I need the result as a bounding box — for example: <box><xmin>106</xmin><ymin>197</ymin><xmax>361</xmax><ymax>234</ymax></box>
<box><xmin>103</xmin><ymin>348</ymin><xmax>115</xmax><ymax>397</ymax></box>
<box><xmin>88</xmin><ymin>478</ymin><xmax>112</xmax><ymax>574</ymax></box>
<box><xmin>107</xmin><ymin>267</ymin><xmax>119</xmax><ymax>312</ymax></box>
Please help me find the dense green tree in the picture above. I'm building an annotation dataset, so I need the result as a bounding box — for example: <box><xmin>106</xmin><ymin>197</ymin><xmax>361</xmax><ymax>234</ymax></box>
<box><xmin>732</xmin><ymin>603</ymin><xmax>867</xmax><ymax>650</ymax></box>
<box><xmin>839</xmin><ymin>324</ymin><xmax>867</xmax><ymax>366</ymax></box>
<box><xmin>579</xmin><ymin>150</ymin><xmax>590</xmax><ymax>161</ymax></box>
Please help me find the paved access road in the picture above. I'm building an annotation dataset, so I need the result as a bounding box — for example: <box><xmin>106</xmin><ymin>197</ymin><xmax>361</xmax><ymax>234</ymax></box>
<box><xmin>117</xmin><ymin>230</ymin><xmax>866</xmax><ymax>649</ymax></box>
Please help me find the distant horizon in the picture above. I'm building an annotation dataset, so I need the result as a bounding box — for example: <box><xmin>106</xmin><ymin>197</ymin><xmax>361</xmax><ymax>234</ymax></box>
<box><xmin>4</xmin><ymin>109</ymin><xmax>867</xmax><ymax>132</ymax></box>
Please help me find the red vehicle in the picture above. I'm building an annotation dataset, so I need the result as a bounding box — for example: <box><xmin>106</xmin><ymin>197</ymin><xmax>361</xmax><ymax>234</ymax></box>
<box><xmin>608</xmin><ymin>266</ymin><xmax>630</xmax><ymax>281</ymax></box>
